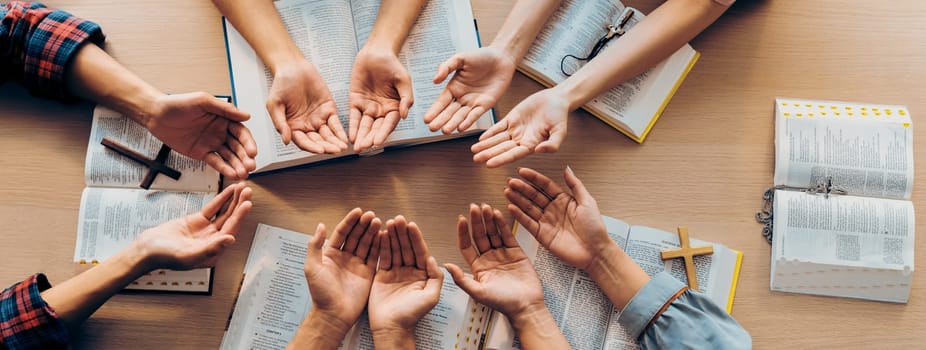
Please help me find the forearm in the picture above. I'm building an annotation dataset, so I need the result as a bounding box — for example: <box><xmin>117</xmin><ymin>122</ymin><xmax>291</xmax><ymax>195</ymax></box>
<box><xmin>39</xmin><ymin>242</ymin><xmax>151</xmax><ymax>332</ymax></box>
<box><xmin>509</xmin><ymin>304</ymin><xmax>572</xmax><ymax>350</ymax></box>
<box><xmin>286</xmin><ymin>311</ymin><xmax>352</xmax><ymax>350</ymax></box>
<box><xmin>364</xmin><ymin>0</ymin><xmax>427</xmax><ymax>53</ymax></box>
<box><xmin>371</xmin><ymin>327</ymin><xmax>416</xmax><ymax>350</ymax></box>
<box><xmin>490</xmin><ymin>0</ymin><xmax>562</xmax><ymax>61</ymax></box>
<box><xmin>65</xmin><ymin>43</ymin><xmax>162</xmax><ymax>127</ymax></box>
<box><xmin>556</xmin><ymin>0</ymin><xmax>729</xmax><ymax>110</ymax></box>
<box><xmin>212</xmin><ymin>0</ymin><xmax>304</xmax><ymax>73</ymax></box>
<box><xmin>585</xmin><ymin>243</ymin><xmax>651</xmax><ymax>310</ymax></box>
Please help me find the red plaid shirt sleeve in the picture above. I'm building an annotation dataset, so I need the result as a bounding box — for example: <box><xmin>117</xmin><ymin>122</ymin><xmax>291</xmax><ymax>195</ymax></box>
<box><xmin>1</xmin><ymin>1</ymin><xmax>105</xmax><ymax>100</ymax></box>
<box><xmin>0</xmin><ymin>274</ymin><xmax>68</xmax><ymax>350</ymax></box>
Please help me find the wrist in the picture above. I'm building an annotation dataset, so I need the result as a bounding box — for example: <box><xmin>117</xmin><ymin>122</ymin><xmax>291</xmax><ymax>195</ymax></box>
<box><xmin>304</xmin><ymin>310</ymin><xmax>354</xmax><ymax>337</ymax></box>
<box><xmin>507</xmin><ymin>301</ymin><xmax>554</xmax><ymax>331</ymax></box>
<box><xmin>122</xmin><ymin>86</ymin><xmax>162</xmax><ymax>129</ymax></box>
<box><xmin>362</xmin><ymin>39</ymin><xmax>402</xmax><ymax>56</ymax></box>
<box><xmin>265</xmin><ymin>48</ymin><xmax>307</xmax><ymax>75</ymax></box>
<box><xmin>371</xmin><ymin>326</ymin><xmax>416</xmax><ymax>350</ymax></box>
<box><xmin>114</xmin><ymin>241</ymin><xmax>156</xmax><ymax>279</ymax></box>
<box><xmin>551</xmin><ymin>78</ymin><xmax>588</xmax><ymax>112</ymax></box>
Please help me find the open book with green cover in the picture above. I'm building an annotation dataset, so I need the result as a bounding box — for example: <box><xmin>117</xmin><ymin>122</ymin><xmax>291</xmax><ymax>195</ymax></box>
<box><xmin>517</xmin><ymin>0</ymin><xmax>698</xmax><ymax>143</ymax></box>
<box><xmin>221</xmin><ymin>224</ymin><xmax>492</xmax><ymax>350</ymax></box>
<box><xmin>223</xmin><ymin>0</ymin><xmax>494</xmax><ymax>173</ymax></box>
<box><xmin>484</xmin><ymin>215</ymin><xmax>742</xmax><ymax>350</ymax></box>
<box><xmin>768</xmin><ymin>98</ymin><xmax>915</xmax><ymax>303</ymax></box>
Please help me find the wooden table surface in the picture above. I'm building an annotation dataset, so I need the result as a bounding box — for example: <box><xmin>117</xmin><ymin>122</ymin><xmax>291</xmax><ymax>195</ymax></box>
<box><xmin>1</xmin><ymin>0</ymin><xmax>924</xmax><ymax>348</ymax></box>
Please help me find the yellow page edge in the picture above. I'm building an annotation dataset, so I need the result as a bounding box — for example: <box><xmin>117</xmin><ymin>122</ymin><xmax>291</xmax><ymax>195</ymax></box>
<box><xmin>726</xmin><ymin>249</ymin><xmax>743</xmax><ymax>314</ymax></box>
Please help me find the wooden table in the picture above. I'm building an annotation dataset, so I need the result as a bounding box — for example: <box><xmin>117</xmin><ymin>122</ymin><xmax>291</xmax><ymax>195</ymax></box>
<box><xmin>1</xmin><ymin>0</ymin><xmax>924</xmax><ymax>348</ymax></box>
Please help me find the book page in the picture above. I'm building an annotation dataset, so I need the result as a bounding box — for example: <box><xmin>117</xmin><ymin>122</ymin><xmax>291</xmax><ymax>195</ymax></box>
<box><xmin>772</xmin><ymin>190</ymin><xmax>914</xmax><ymax>269</ymax></box>
<box><xmin>774</xmin><ymin>98</ymin><xmax>914</xmax><ymax>200</ymax></box>
<box><xmin>351</xmin><ymin>0</ymin><xmax>492</xmax><ymax>143</ymax></box>
<box><xmin>499</xmin><ymin>217</ymin><xmax>630</xmax><ymax>350</ymax></box>
<box><xmin>222</xmin><ymin>224</ymin><xmax>485</xmax><ymax>350</ymax></box>
<box><xmin>519</xmin><ymin>0</ymin><xmax>696</xmax><ymax>137</ymax></box>
<box><xmin>225</xmin><ymin>0</ymin><xmax>358</xmax><ymax>168</ymax></box>
<box><xmin>74</xmin><ymin>187</ymin><xmax>214</xmax><ymax>262</ymax></box>
<box><xmin>85</xmin><ymin>106</ymin><xmax>219</xmax><ymax>192</ymax></box>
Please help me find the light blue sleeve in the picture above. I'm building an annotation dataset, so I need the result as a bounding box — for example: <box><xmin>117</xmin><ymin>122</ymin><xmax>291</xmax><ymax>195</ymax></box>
<box><xmin>617</xmin><ymin>272</ymin><xmax>752</xmax><ymax>349</ymax></box>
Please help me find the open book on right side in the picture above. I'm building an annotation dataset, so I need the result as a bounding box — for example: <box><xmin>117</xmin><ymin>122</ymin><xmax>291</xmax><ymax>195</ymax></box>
<box><xmin>485</xmin><ymin>216</ymin><xmax>742</xmax><ymax>350</ymax></box>
<box><xmin>517</xmin><ymin>0</ymin><xmax>699</xmax><ymax>143</ymax></box>
<box><xmin>767</xmin><ymin>98</ymin><xmax>915</xmax><ymax>303</ymax></box>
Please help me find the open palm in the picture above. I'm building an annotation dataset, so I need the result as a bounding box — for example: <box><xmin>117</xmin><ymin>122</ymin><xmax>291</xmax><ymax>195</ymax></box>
<box><xmin>349</xmin><ymin>49</ymin><xmax>413</xmax><ymax>152</ymax></box>
<box><xmin>267</xmin><ymin>61</ymin><xmax>349</xmax><ymax>154</ymax></box>
<box><xmin>424</xmin><ymin>47</ymin><xmax>515</xmax><ymax>134</ymax></box>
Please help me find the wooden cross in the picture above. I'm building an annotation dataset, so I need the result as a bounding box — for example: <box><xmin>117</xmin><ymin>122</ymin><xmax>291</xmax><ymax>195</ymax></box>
<box><xmin>101</xmin><ymin>138</ymin><xmax>182</xmax><ymax>190</ymax></box>
<box><xmin>660</xmin><ymin>226</ymin><xmax>713</xmax><ymax>291</ymax></box>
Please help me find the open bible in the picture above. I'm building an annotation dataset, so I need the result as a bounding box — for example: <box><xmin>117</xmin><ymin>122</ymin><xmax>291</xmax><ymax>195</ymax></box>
<box><xmin>517</xmin><ymin>0</ymin><xmax>698</xmax><ymax>143</ymax></box>
<box><xmin>484</xmin><ymin>216</ymin><xmax>742</xmax><ymax>350</ymax></box>
<box><xmin>73</xmin><ymin>105</ymin><xmax>221</xmax><ymax>293</ymax></box>
<box><xmin>762</xmin><ymin>98</ymin><xmax>915</xmax><ymax>303</ymax></box>
<box><xmin>221</xmin><ymin>223</ymin><xmax>491</xmax><ymax>350</ymax></box>
<box><xmin>223</xmin><ymin>0</ymin><xmax>494</xmax><ymax>173</ymax></box>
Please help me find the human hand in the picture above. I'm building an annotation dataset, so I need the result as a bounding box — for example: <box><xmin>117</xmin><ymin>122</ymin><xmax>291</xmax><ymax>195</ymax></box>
<box><xmin>266</xmin><ymin>60</ymin><xmax>349</xmax><ymax>154</ymax></box>
<box><xmin>444</xmin><ymin>203</ymin><xmax>546</xmax><ymax>319</ymax></box>
<box><xmin>143</xmin><ymin>93</ymin><xmax>258</xmax><ymax>180</ymax></box>
<box><xmin>133</xmin><ymin>182</ymin><xmax>253</xmax><ymax>271</ymax></box>
<box><xmin>368</xmin><ymin>216</ymin><xmax>443</xmax><ymax>336</ymax></box>
<box><xmin>505</xmin><ymin>167</ymin><xmax>613</xmax><ymax>271</ymax></box>
<box><xmin>423</xmin><ymin>47</ymin><xmax>515</xmax><ymax>134</ymax></box>
<box><xmin>348</xmin><ymin>47</ymin><xmax>414</xmax><ymax>152</ymax></box>
<box><xmin>471</xmin><ymin>88</ymin><xmax>570</xmax><ymax>168</ymax></box>
<box><xmin>303</xmin><ymin>208</ymin><xmax>382</xmax><ymax>331</ymax></box>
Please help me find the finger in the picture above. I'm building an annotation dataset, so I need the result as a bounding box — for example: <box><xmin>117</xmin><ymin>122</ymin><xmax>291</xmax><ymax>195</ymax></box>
<box><xmin>394</xmin><ymin>216</ymin><xmax>415</xmax><ymax>267</ymax></box>
<box><xmin>349</xmin><ymin>108</ymin><xmax>362</xmax><ymax>143</ymax></box>
<box><xmin>469</xmin><ymin>203</ymin><xmax>491</xmax><ymax>254</ymax></box>
<box><xmin>361</xmin><ymin>117</ymin><xmax>381</xmax><ymax>150</ymax></box>
<box><xmin>445</xmin><ymin>263</ymin><xmax>482</xmax><ymax>297</ymax></box>
<box><xmin>495</xmin><ymin>209</ymin><xmax>519</xmax><ymax>248</ymax></box>
<box><xmin>432</xmin><ymin>54</ymin><xmax>463</xmax><ymax>84</ymax></box>
<box><xmin>373</xmin><ymin>111</ymin><xmax>400</xmax><ymax>146</ymax></box>
<box><xmin>456</xmin><ymin>215</ymin><xmax>478</xmax><ymax>265</ymax></box>
<box><xmin>366</xmin><ymin>227</ymin><xmax>382</xmax><ymax>268</ymax></box>
<box><xmin>470</xmin><ymin>129</ymin><xmax>510</xmax><ymax>155</ymax></box>
<box><xmin>226</xmin><ymin>135</ymin><xmax>256</xmax><ymax>176</ymax></box>
<box><xmin>345</xmin><ymin>211</ymin><xmax>377</xmax><ymax>254</ymax></box>
<box><xmin>319</xmin><ymin>123</ymin><xmax>348</xmax><ymax>151</ymax></box>
<box><xmin>481</xmin><ymin>203</ymin><xmax>503</xmax><ymax>249</ymax></box>
<box><xmin>389</xmin><ymin>222</ymin><xmax>402</xmax><ymax>268</ymax></box>
<box><xmin>292</xmin><ymin>131</ymin><xmax>325</xmax><ymax>154</ymax></box>
<box><xmin>309</xmin><ymin>223</ymin><xmax>328</xmax><ymax>257</ymax></box>
<box><xmin>423</xmin><ymin>256</ymin><xmax>444</xmax><ymax>294</ymax></box>
<box><xmin>486</xmin><ymin>145</ymin><xmax>532</xmax><ymax>168</ymax></box>
<box><xmin>504</xmin><ymin>186</ymin><xmax>543</xmax><ymax>222</ymax></box>
<box><xmin>457</xmin><ymin>106</ymin><xmax>486</xmax><ymax>132</ymax></box>
<box><xmin>564</xmin><ymin>166</ymin><xmax>595</xmax><ymax>205</ymax></box>
<box><xmin>197</xmin><ymin>233</ymin><xmax>236</xmax><ymax>265</ymax></box>
<box><xmin>518</xmin><ymin>167</ymin><xmax>566</xmax><ymax>200</ymax></box>
<box><xmin>507</xmin><ymin>177</ymin><xmax>552</xmax><ymax>209</ymax></box>
<box><xmin>307</xmin><ymin>129</ymin><xmax>341</xmax><ymax>154</ymax></box>
<box><xmin>203</xmin><ymin>96</ymin><xmax>250</xmax><ymax>122</ymax></box>
<box><xmin>396</xmin><ymin>77</ymin><xmax>414</xmax><ymax>119</ymax></box>
<box><xmin>473</xmin><ymin>139</ymin><xmax>518</xmax><ymax>164</ymax></box>
<box><xmin>507</xmin><ymin>203</ymin><xmax>541</xmax><ymax>236</ymax></box>
<box><xmin>407</xmin><ymin>222</ymin><xmax>429</xmax><ymax>271</ymax></box>
<box><xmin>442</xmin><ymin>105</ymin><xmax>472</xmax><ymax>134</ymax></box>
<box><xmin>354</xmin><ymin>115</ymin><xmax>374</xmax><ymax>152</ymax></box>
<box><xmin>203</xmin><ymin>152</ymin><xmax>236</xmax><ymax>179</ymax></box>
<box><xmin>535</xmin><ymin>124</ymin><xmax>567</xmax><ymax>153</ymax></box>
<box><xmin>217</xmin><ymin>145</ymin><xmax>247</xmax><ymax>180</ymax></box>
<box><xmin>430</xmin><ymin>101</ymin><xmax>461</xmax><ymax>134</ymax></box>
<box><xmin>425</xmin><ymin>89</ymin><xmax>455</xmax><ymax>126</ymax></box>
<box><xmin>355</xmin><ymin>216</ymin><xmax>379</xmax><ymax>261</ymax></box>
<box><xmin>378</xmin><ymin>232</ymin><xmax>392</xmax><ymax>270</ymax></box>
<box><xmin>266</xmin><ymin>100</ymin><xmax>292</xmax><ymax>145</ymax></box>
<box><xmin>200</xmin><ymin>183</ymin><xmax>239</xmax><ymax>218</ymax></box>
<box><xmin>331</xmin><ymin>208</ymin><xmax>363</xmax><ymax>249</ymax></box>
<box><xmin>477</xmin><ymin>118</ymin><xmax>508</xmax><ymax>142</ymax></box>
<box><xmin>218</xmin><ymin>195</ymin><xmax>253</xmax><ymax>238</ymax></box>
<box><xmin>327</xmin><ymin>113</ymin><xmax>349</xmax><ymax>145</ymax></box>
<box><xmin>212</xmin><ymin>184</ymin><xmax>242</xmax><ymax>227</ymax></box>
<box><xmin>228</xmin><ymin>122</ymin><xmax>258</xmax><ymax>158</ymax></box>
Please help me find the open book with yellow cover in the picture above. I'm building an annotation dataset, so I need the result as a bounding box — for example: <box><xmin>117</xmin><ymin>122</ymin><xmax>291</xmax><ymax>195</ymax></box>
<box><xmin>485</xmin><ymin>215</ymin><xmax>742</xmax><ymax>350</ymax></box>
<box><xmin>517</xmin><ymin>0</ymin><xmax>699</xmax><ymax>143</ymax></box>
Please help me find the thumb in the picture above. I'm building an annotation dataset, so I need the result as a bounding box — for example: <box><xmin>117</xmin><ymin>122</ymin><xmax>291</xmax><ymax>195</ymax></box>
<box><xmin>433</xmin><ymin>54</ymin><xmax>464</xmax><ymax>84</ymax></box>
<box><xmin>563</xmin><ymin>166</ymin><xmax>594</xmax><ymax>204</ymax></box>
<box><xmin>202</xmin><ymin>96</ymin><xmax>250</xmax><ymax>122</ymax></box>
<box><xmin>308</xmin><ymin>223</ymin><xmax>327</xmax><ymax>256</ymax></box>
<box><xmin>444</xmin><ymin>263</ymin><xmax>481</xmax><ymax>297</ymax></box>
<box><xmin>193</xmin><ymin>234</ymin><xmax>236</xmax><ymax>268</ymax></box>
<box><xmin>396</xmin><ymin>77</ymin><xmax>415</xmax><ymax>119</ymax></box>
<box><xmin>266</xmin><ymin>100</ymin><xmax>292</xmax><ymax>145</ymax></box>
<box><xmin>424</xmin><ymin>257</ymin><xmax>444</xmax><ymax>295</ymax></box>
<box><xmin>535</xmin><ymin>122</ymin><xmax>567</xmax><ymax>153</ymax></box>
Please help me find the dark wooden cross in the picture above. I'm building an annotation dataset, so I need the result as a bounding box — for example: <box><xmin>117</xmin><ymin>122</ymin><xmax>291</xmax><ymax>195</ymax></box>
<box><xmin>660</xmin><ymin>226</ymin><xmax>714</xmax><ymax>291</ymax></box>
<box><xmin>101</xmin><ymin>138</ymin><xmax>182</xmax><ymax>190</ymax></box>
